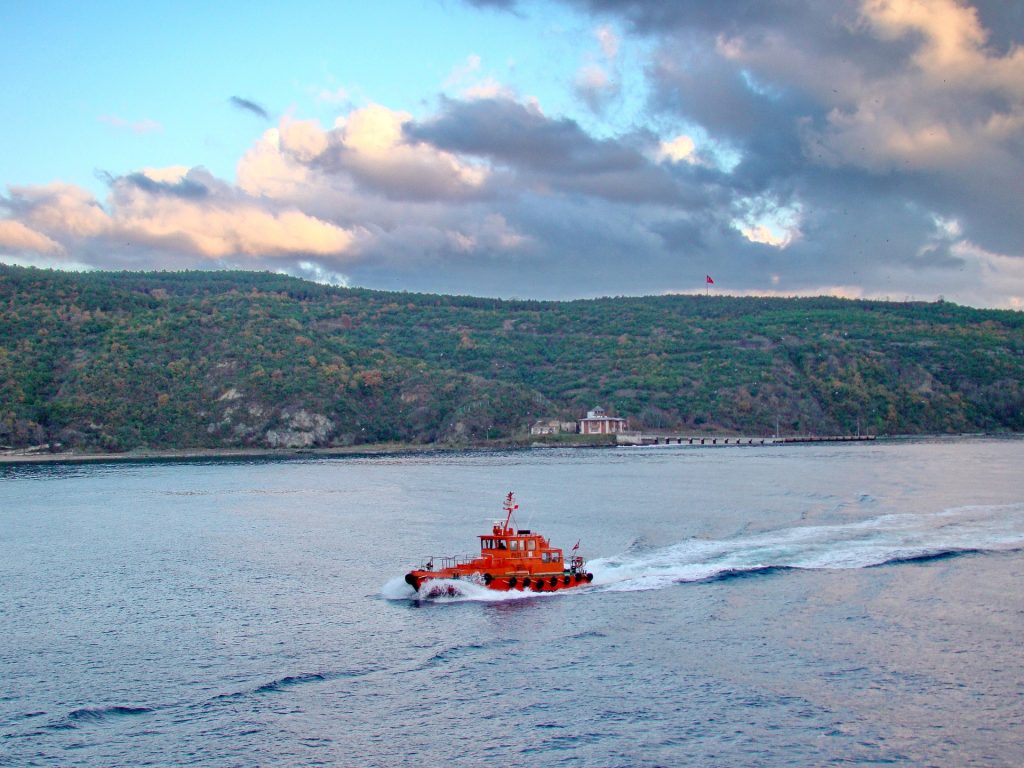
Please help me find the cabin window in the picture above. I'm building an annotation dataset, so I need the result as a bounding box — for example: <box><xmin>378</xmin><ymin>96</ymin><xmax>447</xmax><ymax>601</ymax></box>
<box><xmin>551</xmin><ymin>552</ymin><xmax>560</xmax><ymax>562</ymax></box>
<box><xmin>482</xmin><ymin>539</ymin><xmax>492</xmax><ymax>549</ymax></box>
<box><xmin>510</xmin><ymin>540</ymin><xmax>519</xmax><ymax>551</ymax></box>
<box><xmin>526</xmin><ymin>540</ymin><xmax>536</xmax><ymax>550</ymax></box>
<box><xmin>541</xmin><ymin>552</ymin><xmax>550</xmax><ymax>563</ymax></box>
<box><xmin>498</xmin><ymin>539</ymin><xmax>507</xmax><ymax>549</ymax></box>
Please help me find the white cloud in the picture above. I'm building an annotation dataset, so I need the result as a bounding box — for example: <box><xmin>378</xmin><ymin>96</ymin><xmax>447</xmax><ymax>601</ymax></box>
<box><xmin>98</xmin><ymin>115</ymin><xmax>162</xmax><ymax>134</ymax></box>
<box><xmin>284</xmin><ymin>260</ymin><xmax>351</xmax><ymax>286</ymax></box>
<box><xmin>463</xmin><ymin>77</ymin><xmax>517</xmax><ymax>101</ymax></box>
<box><xmin>333</xmin><ymin>104</ymin><xmax>491</xmax><ymax>195</ymax></box>
<box><xmin>13</xmin><ymin>183</ymin><xmax>112</xmax><ymax>238</ymax></box>
<box><xmin>237</xmin><ymin>127</ymin><xmax>316</xmax><ymax>199</ymax></box>
<box><xmin>657</xmin><ymin>134</ymin><xmax>697</xmax><ymax>164</ymax></box>
<box><xmin>799</xmin><ymin>0</ymin><xmax>1024</xmax><ymax>172</ymax></box>
<box><xmin>0</xmin><ymin>219</ymin><xmax>65</xmax><ymax>254</ymax></box>
<box><xmin>861</xmin><ymin>0</ymin><xmax>1024</xmax><ymax>93</ymax></box>
<box><xmin>1</xmin><ymin>170</ymin><xmax>359</xmax><ymax>264</ymax></box>
<box><xmin>733</xmin><ymin>197</ymin><xmax>802</xmax><ymax>249</ymax></box>
<box><xmin>315</xmin><ymin>86</ymin><xmax>350</xmax><ymax>104</ymax></box>
<box><xmin>445</xmin><ymin>54</ymin><xmax>483</xmax><ymax>89</ymax></box>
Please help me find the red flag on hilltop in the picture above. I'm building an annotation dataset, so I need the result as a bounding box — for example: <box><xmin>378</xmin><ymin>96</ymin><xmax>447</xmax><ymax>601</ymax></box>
<box><xmin>706</xmin><ymin>275</ymin><xmax>715</xmax><ymax>284</ymax></box>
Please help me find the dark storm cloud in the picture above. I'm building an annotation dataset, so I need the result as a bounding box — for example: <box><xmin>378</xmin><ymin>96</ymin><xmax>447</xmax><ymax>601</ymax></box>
<box><xmin>120</xmin><ymin>172</ymin><xmax>210</xmax><ymax>199</ymax></box>
<box><xmin>972</xmin><ymin>0</ymin><xmax>1024</xmax><ymax>52</ymax></box>
<box><xmin>405</xmin><ymin>97</ymin><xmax>685</xmax><ymax>204</ymax></box>
<box><xmin>471</xmin><ymin>0</ymin><xmax>801</xmax><ymax>29</ymax></box>
<box><xmin>406</xmin><ymin>97</ymin><xmax>635</xmax><ymax>172</ymax></box>
<box><xmin>541</xmin><ymin>0</ymin><xmax>1024</xmax><ymax>282</ymax></box>
<box><xmin>229</xmin><ymin>96</ymin><xmax>270</xmax><ymax>120</ymax></box>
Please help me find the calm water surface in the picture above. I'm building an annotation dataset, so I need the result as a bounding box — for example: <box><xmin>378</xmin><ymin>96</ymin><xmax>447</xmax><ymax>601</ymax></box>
<box><xmin>2</xmin><ymin>439</ymin><xmax>1023</xmax><ymax>766</ymax></box>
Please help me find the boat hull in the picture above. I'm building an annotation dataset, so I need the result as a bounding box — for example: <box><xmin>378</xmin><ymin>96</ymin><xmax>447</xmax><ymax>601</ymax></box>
<box><xmin>405</xmin><ymin>569</ymin><xmax>593</xmax><ymax>594</ymax></box>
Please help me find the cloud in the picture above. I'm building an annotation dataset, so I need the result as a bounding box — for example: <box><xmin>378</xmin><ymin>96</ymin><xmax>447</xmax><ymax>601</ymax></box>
<box><xmin>98</xmin><ymin>115</ymin><xmax>162</xmax><ymax>134</ymax></box>
<box><xmin>278</xmin><ymin>103</ymin><xmax>492</xmax><ymax>202</ymax></box>
<box><xmin>7</xmin><ymin>183</ymin><xmax>111</xmax><ymax>238</ymax></box>
<box><xmin>512</xmin><ymin>0</ymin><xmax>1024</xmax><ymax>301</ymax></box>
<box><xmin>0</xmin><ymin>220</ymin><xmax>65</xmax><ymax>255</ymax></box>
<box><xmin>120</xmin><ymin>170</ymin><xmax>210</xmax><ymax>199</ymax></box>
<box><xmin>405</xmin><ymin>96</ymin><xmax>687</xmax><ymax>204</ymax></box>
<box><xmin>106</xmin><ymin>169</ymin><xmax>357</xmax><ymax>258</ymax></box>
<box><xmin>596</xmin><ymin>25</ymin><xmax>620</xmax><ymax>59</ymax></box>
<box><xmin>572</xmin><ymin>25</ymin><xmax>623</xmax><ymax>112</ymax></box>
<box><xmin>574</xmin><ymin>64</ymin><xmax>618</xmax><ymax>112</ymax></box>
<box><xmin>445</xmin><ymin>54</ymin><xmax>483</xmax><ymax>89</ymax></box>
<box><xmin>657</xmin><ymin>134</ymin><xmax>696</xmax><ymax>164</ymax></box>
<box><xmin>230</xmin><ymin>96</ymin><xmax>271</xmax><ymax>120</ymax></box>
<box><xmin>315</xmin><ymin>86</ymin><xmax>350</xmax><ymax>104</ymax></box>
<box><xmin>4</xmin><ymin>1</ymin><xmax>1023</xmax><ymax>308</ymax></box>
<box><xmin>1</xmin><ymin>168</ymin><xmax>358</xmax><ymax>267</ymax></box>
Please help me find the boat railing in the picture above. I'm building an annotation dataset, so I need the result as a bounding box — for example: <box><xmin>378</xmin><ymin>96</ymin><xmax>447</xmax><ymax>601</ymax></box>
<box><xmin>419</xmin><ymin>554</ymin><xmax>477</xmax><ymax>571</ymax></box>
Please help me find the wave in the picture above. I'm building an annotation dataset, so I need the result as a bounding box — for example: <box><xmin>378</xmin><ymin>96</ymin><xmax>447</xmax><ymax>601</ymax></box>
<box><xmin>67</xmin><ymin>705</ymin><xmax>153</xmax><ymax>722</ymax></box>
<box><xmin>591</xmin><ymin>503</ymin><xmax>1024</xmax><ymax>592</ymax></box>
<box><xmin>210</xmin><ymin>668</ymin><xmax>369</xmax><ymax>702</ymax></box>
<box><xmin>252</xmin><ymin>672</ymin><xmax>329</xmax><ymax>694</ymax></box>
<box><xmin>34</xmin><ymin>668</ymin><xmax>373</xmax><ymax>734</ymax></box>
<box><xmin>44</xmin><ymin>705</ymin><xmax>154</xmax><ymax>730</ymax></box>
<box><xmin>384</xmin><ymin>503</ymin><xmax>1024</xmax><ymax>600</ymax></box>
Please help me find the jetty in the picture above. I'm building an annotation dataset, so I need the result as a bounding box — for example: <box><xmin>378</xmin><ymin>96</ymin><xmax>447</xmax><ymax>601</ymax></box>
<box><xmin>617</xmin><ymin>433</ymin><xmax>875</xmax><ymax>447</ymax></box>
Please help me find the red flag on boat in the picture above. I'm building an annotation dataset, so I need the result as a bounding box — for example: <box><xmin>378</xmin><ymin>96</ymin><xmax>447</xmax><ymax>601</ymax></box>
<box><xmin>572</xmin><ymin>540</ymin><xmax>580</xmax><ymax>551</ymax></box>
<box><xmin>706</xmin><ymin>275</ymin><xmax>714</xmax><ymax>284</ymax></box>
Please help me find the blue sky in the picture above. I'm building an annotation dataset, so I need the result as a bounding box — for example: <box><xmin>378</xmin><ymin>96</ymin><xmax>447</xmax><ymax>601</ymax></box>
<box><xmin>2</xmin><ymin>0</ymin><xmax>1023</xmax><ymax>307</ymax></box>
<box><xmin>4</xmin><ymin>2</ymin><xmax>589</xmax><ymax>185</ymax></box>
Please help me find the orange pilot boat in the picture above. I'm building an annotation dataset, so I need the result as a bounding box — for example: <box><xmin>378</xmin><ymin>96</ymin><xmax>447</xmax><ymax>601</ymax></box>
<box><xmin>404</xmin><ymin>492</ymin><xmax>594</xmax><ymax>595</ymax></box>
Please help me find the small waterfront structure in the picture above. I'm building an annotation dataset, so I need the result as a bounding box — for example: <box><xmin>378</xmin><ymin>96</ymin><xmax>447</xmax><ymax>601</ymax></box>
<box><xmin>578</xmin><ymin>406</ymin><xmax>627</xmax><ymax>435</ymax></box>
<box><xmin>529</xmin><ymin>419</ymin><xmax>576</xmax><ymax>436</ymax></box>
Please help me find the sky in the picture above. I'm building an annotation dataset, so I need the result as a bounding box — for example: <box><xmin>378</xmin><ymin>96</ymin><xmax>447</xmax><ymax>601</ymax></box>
<box><xmin>1</xmin><ymin>0</ymin><xmax>1023</xmax><ymax>308</ymax></box>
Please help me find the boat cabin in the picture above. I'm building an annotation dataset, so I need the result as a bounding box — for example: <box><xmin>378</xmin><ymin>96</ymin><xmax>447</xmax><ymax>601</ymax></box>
<box><xmin>480</xmin><ymin>524</ymin><xmax>564</xmax><ymax>566</ymax></box>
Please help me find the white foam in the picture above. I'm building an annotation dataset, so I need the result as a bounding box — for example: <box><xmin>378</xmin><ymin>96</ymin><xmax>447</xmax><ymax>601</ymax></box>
<box><xmin>382</xmin><ymin>576</ymin><xmax>563</xmax><ymax>603</ymax></box>
<box><xmin>588</xmin><ymin>503</ymin><xmax>1024</xmax><ymax>593</ymax></box>
<box><xmin>381</xmin><ymin>576</ymin><xmax>417</xmax><ymax>600</ymax></box>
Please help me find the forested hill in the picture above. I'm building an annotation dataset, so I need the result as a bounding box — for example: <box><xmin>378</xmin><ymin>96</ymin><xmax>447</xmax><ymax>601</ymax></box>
<box><xmin>2</xmin><ymin>264</ymin><xmax>1022</xmax><ymax>452</ymax></box>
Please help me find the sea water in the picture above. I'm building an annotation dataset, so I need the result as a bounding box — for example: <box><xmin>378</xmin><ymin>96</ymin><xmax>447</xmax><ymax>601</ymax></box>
<box><xmin>1</xmin><ymin>439</ymin><xmax>1023</xmax><ymax>766</ymax></box>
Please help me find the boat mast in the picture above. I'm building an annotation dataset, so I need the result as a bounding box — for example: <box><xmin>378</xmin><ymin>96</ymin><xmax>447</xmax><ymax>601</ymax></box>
<box><xmin>503</xmin><ymin>491</ymin><xmax>518</xmax><ymax>533</ymax></box>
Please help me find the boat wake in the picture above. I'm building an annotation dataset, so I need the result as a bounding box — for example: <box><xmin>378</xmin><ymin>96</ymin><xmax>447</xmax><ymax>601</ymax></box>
<box><xmin>383</xmin><ymin>503</ymin><xmax>1024</xmax><ymax>601</ymax></box>
<box><xmin>590</xmin><ymin>503</ymin><xmax>1024</xmax><ymax>592</ymax></box>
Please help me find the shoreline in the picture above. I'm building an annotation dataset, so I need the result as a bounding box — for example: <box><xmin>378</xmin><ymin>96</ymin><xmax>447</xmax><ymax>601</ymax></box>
<box><xmin>0</xmin><ymin>442</ymin><xmax>499</xmax><ymax>466</ymax></box>
<box><xmin>1</xmin><ymin>432</ymin><xmax>1021</xmax><ymax>467</ymax></box>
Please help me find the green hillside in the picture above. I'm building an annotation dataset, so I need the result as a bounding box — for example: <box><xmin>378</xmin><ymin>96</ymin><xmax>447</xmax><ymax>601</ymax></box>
<box><xmin>1</xmin><ymin>264</ymin><xmax>1022</xmax><ymax>452</ymax></box>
